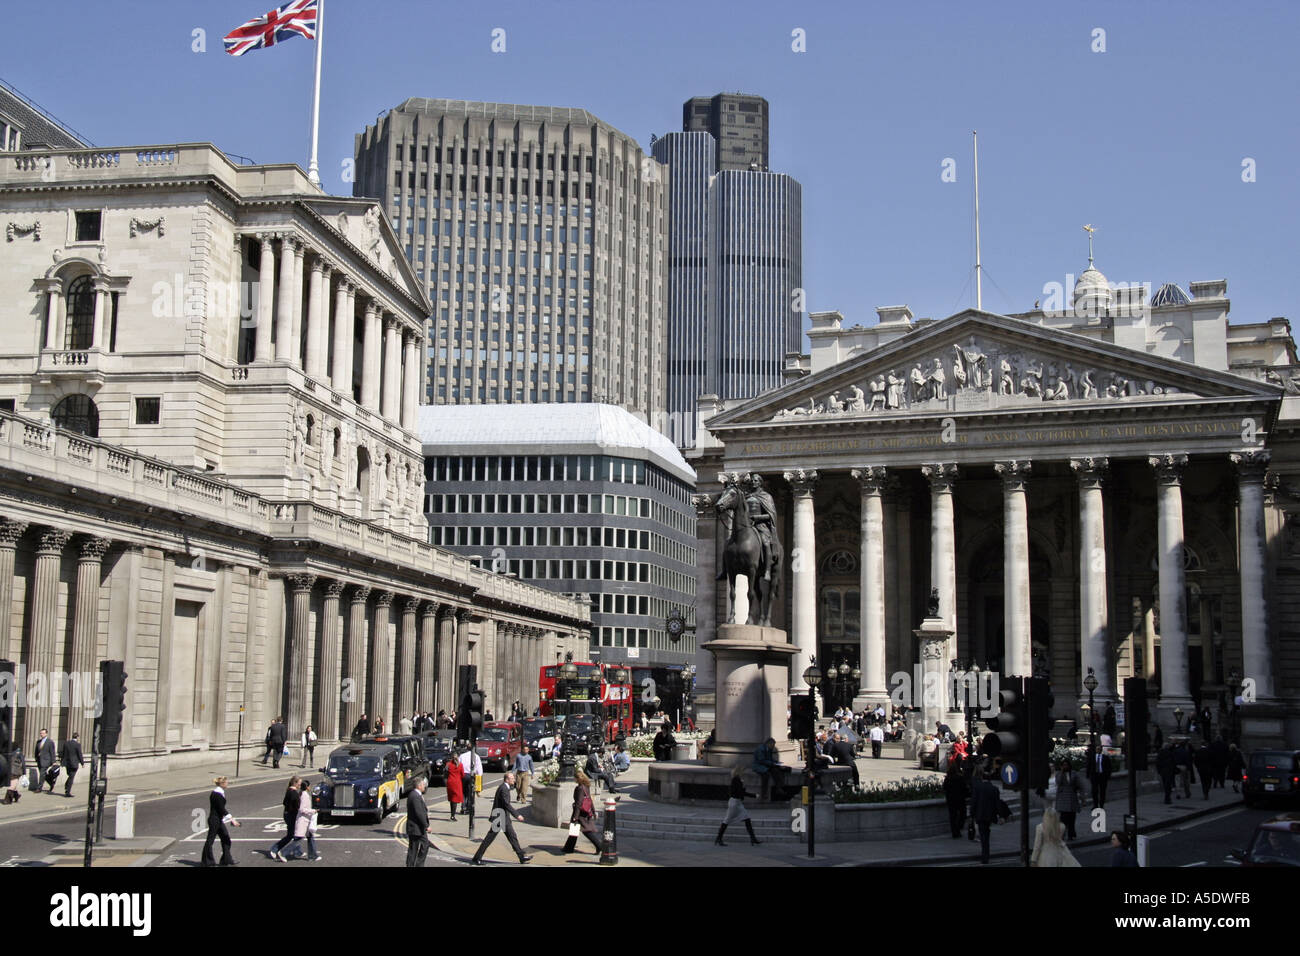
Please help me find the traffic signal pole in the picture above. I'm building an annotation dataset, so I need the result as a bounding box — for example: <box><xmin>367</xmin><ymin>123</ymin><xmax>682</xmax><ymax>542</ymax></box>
<box><xmin>83</xmin><ymin>720</ymin><xmax>100</xmax><ymax>867</ymax></box>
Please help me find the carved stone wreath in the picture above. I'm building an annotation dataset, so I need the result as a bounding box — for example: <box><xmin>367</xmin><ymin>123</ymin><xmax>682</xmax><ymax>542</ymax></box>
<box><xmin>129</xmin><ymin>216</ymin><xmax>165</xmax><ymax>238</ymax></box>
<box><xmin>6</xmin><ymin>221</ymin><xmax>40</xmax><ymax>241</ymax></box>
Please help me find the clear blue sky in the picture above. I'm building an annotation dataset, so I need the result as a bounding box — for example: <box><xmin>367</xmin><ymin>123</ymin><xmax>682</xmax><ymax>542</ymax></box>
<box><xmin>8</xmin><ymin>0</ymin><xmax>1298</xmax><ymax>332</ymax></box>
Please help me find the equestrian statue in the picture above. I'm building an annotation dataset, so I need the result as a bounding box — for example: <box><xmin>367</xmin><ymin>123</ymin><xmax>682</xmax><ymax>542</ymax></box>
<box><xmin>715</xmin><ymin>473</ymin><xmax>783</xmax><ymax>627</ymax></box>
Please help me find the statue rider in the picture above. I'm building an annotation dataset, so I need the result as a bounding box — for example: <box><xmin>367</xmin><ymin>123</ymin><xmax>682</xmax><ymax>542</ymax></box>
<box><xmin>746</xmin><ymin>474</ymin><xmax>781</xmax><ymax>581</ymax></box>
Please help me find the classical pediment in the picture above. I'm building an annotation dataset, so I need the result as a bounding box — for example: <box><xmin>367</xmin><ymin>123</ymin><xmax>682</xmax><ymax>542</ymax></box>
<box><xmin>708</xmin><ymin>310</ymin><xmax>1280</xmax><ymax>429</ymax></box>
<box><xmin>302</xmin><ymin>197</ymin><xmax>429</xmax><ymax>313</ymax></box>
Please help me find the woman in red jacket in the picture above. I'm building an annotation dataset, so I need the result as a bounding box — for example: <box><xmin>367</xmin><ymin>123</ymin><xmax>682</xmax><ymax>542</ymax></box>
<box><xmin>444</xmin><ymin>748</ymin><xmax>465</xmax><ymax>822</ymax></box>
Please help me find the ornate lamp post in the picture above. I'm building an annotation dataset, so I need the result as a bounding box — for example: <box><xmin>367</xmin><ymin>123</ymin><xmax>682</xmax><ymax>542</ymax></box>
<box><xmin>610</xmin><ymin>666</ymin><xmax>630</xmax><ymax>743</ymax></box>
<box><xmin>557</xmin><ymin>660</ymin><xmax>579</xmax><ymax>782</ymax></box>
<box><xmin>802</xmin><ymin>658</ymin><xmax>823</xmax><ymax>860</ymax></box>
<box><xmin>1173</xmin><ymin>706</ymin><xmax>1185</xmax><ymax>734</ymax></box>
<box><xmin>1084</xmin><ymin>667</ymin><xmax>1099</xmax><ymax>752</ymax></box>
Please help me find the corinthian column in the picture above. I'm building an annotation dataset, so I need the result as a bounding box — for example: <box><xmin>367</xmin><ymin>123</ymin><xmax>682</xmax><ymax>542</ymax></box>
<box><xmin>995</xmin><ymin>460</ymin><xmax>1032</xmax><ymax>678</ymax></box>
<box><xmin>361</xmin><ymin>303</ymin><xmax>381</xmax><ymax>411</ymax></box>
<box><xmin>332</xmin><ymin>278</ymin><xmax>351</xmax><ymax>390</ymax></box>
<box><xmin>1232</xmin><ymin>450</ymin><xmax>1273</xmax><ymax>700</ymax></box>
<box><xmin>255</xmin><ymin>235</ymin><xmax>276</xmax><ymax>362</ymax></box>
<box><xmin>305</xmin><ymin>261</ymin><xmax>331</xmax><ymax>381</ymax></box>
<box><xmin>316</xmin><ymin>580</ymin><xmax>344</xmax><ymax>741</ymax></box>
<box><xmin>369</xmin><ymin>591</ymin><xmax>393</xmax><ymax>724</ymax></box>
<box><xmin>275</xmin><ymin>237</ymin><xmax>297</xmax><ymax>363</ymax></box>
<box><xmin>437</xmin><ymin>606</ymin><xmax>456</xmax><ymax>713</ymax></box>
<box><xmin>851</xmin><ymin>466</ymin><xmax>888</xmax><ymax>707</ymax></box>
<box><xmin>1149</xmin><ymin>454</ymin><xmax>1193</xmax><ymax>726</ymax></box>
<box><xmin>0</xmin><ymin>518</ymin><xmax>29</xmax><ymax>660</ymax></box>
<box><xmin>26</xmin><ymin>528</ymin><xmax>71</xmax><ymax>750</ymax></box>
<box><xmin>303</xmin><ymin>257</ymin><xmax>323</xmax><ymax>370</ymax></box>
<box><xmin>382</xmin><ymin>317</ymin><xmax>401</xmax><ymax>421</ymax></box>
<box><xmin>1071</xmin><ymin>457</ymin><xmax>1112</xmax><ymax>705</ymax></box>
<box><xmin>286</xmin><ymin>573</ymin><xmax>317</xmax><ymax>736</ymax></box>
<box><xmin>343</xmin><ymin>585</ymin><xmax>371</xmax><ymax>736</ymax></box>
<box><xmin>783</xmin><ymin>469</ymin><xmax>818</xmax><ymax>692</ymax></box>
<box><xmin>419</xmin><ymin>601</ymin><xmax>439</xmax><ymax>713</ymax></box>
<box><xmin>922</xmin><ymin>463</ymin><xmax>959</xmax><ymax>682</ymax></box>
<box><xmin>69</xmin><ymin>536</ymin><xmax>111</xmax><ymax>744</ymax></box>
<box><xmin>396</xmin><ymin>597</ymin><xmax>418</xmax><ymax>722</ymax></box>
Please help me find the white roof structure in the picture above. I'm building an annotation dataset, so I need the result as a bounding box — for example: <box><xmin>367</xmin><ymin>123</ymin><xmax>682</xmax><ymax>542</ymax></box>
<box><xmin>418</xmin><ymin>404</ymin><xmax>696</xmax><ymax>485</ymax></box>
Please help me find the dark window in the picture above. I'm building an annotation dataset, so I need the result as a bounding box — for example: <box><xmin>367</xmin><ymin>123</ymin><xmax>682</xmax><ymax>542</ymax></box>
<box><xmin>74</xmin><ymin>211</ymin><xmax>101</xmax><ymax>242</ymax></box>
<box><xmin>51</xmin><ymin>394</ymin><xmax>99</xmax><ymax>437</ymax></box>
<box><xmin>134</xmin><ymin>397</ymin><xmax>160</xmax><ymax>424</ymax></box>
<box><xmin>0</xmin><ymin>399</ymin><xmax>14</xmax><ymax>413</ymax></box>
<box><xmin>64</xmin><ymin>275</ymin><xmax>95</xmax><ymax>350</ymax></box>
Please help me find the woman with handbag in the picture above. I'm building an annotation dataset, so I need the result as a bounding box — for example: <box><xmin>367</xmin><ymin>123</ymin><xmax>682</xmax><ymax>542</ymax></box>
<box><xmin>300</xmin><ymin>726</ymin><xmax>317</xmax><ymax>769</ymax></box>
<box><xmin>287</xmin><ymin>779</ymin><xmax>322</xmax><ymax>861</ymax></box>
<box><xmin>562</xmin><ymin>769</ymin><xmax>602</xmax><ymax>854</ymax></box>
<box><xmin>445</xmin><ymin>747</ymin><xmax>465</xmax><ymax>821</ymax></box>
<box><xmin>1053</xmin><ymin>758</ymin><xmax>1085</xmax><ymax>840</ymax></box>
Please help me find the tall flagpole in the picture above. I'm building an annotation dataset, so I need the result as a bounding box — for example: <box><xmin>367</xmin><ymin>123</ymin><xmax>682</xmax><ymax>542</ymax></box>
<box><xmin>973</xmin><ymin>129</ymin><xmax>982</xmax><ymax>311</ymax></box>
<box><xmin>307</xmin><ymin>0</ymin><xmax>324</xmax><ymax>187</ymax></box>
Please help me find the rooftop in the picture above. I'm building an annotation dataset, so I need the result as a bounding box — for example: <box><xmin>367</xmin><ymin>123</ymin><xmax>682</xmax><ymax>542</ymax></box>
<box><xmin>393</xmin><ymin>98</ymin><xmax>602</xmax><ymax>127</ymax></box>
<box><xmin>418</xmin><ymin>403</ymin><xmax>695</xmax><ymax>484</ymax></box>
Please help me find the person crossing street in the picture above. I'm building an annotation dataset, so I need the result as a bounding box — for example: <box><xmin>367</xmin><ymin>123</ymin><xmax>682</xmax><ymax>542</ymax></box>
<box><xmin>470</xmin><ymin>770</ymin><xmax>532</xmax><ymax>865</ymax></box>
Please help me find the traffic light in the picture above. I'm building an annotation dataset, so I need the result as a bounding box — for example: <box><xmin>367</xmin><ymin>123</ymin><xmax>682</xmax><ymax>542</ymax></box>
<box><xmin>982</xmin><ymin>675</ymin><xmax>1025</xmax><ymax>771</ymax></box>
<box><xmin>98</xmin><ymin>660</ymin><xmax>127</xmax><ymax>755</ymax></box>
<box><xmin>0</xmin><ymin>659</ymin><xmax>13</xmax><ymax>781</ymax></box>
<box><xmin>790</xmin><ymin>693</ymin><xmax>817</xmax><ymax>740</ymax></box>
<box><xmin>1026</xmin><ymin>676</ymin><xmax>1054</xmax><ymax>790</ymax></box>
<box><xmin>1124</xmin><ymin>677</ymin><xmax>1149</xmax><ymax>770</ymax></box>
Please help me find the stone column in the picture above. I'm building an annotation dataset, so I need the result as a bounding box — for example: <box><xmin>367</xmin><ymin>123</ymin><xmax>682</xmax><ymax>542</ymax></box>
<box><xmin>1150</xmin><ymin>454</ymin><xmax>1193</xmax><ymax>724</ymax></box>
<box><xmin>1072</xmin><ymin>457</ymin><xmax>1112</xmax><ymax>705</ymax></box>
<box><xmin>851</xmin><ymin>466</ymin><xmax>888</xmax><ymax>707</ymax></box>
<box><xmin>286</xmin><ymin>573</ymin><xmax>317</xmax><ymax>737</ymax></box>
<box><xmin>455</xmin><ymin>608</ymin><xmax>472</xmax><ymax>670</ymax></box>
<box><xmin>783</xmin><ymin>469</ymin><xmax>818</xmax><ymax>692</ymax></box>
<box><xmin>69</xmin><ymin>536</ymin><xmax>111</xmax><ymax>744</ymax></box>
<box><xmin>275</xmin><ymin>237</ymin><xmax>297</xmax><ymax>363</ymax></box>
<box><xmin>290</xmin><ymin>240</ymin><xmax>305</xmax><ymax>366</ymax></box>
<box><xmin>494</xmin><ymin>622</ymin><xmax>508</xmax><ymax>717</ymax></box>
<box><xmin>922</xmin><ymin>463</ymin><xmax>959</xmax><ymax>681</ymax></box>
<box><xmin>437</xmin><ymin>607</ymin><xmax>456</xmax><ymax>713</ymax></box>
<box><xmin>995</xmin><ymin>460</ymin><xmax>1033</xmax><ymax>678</ymax></box>
<box><xmin>369</xmin><ymin>591</ymin><xmax>393</xmax><ymax>724</ymax></box>
<box><xmin>44</xmin><ymin>285</ymin><xmax>63</xmax><ymax>350</ymax></box>
<box><xmin>419</xmin><ymin>601</ymin><xmax>439</xmax><ymax>713</ymax></box>
<box><xmin>361</xmin><ymin>303</ymin><xmax>381</xmax><ymax>411</ymax></box>
<box><xmin>332</xmin><ymin>278</ymin><xmax>351</xmax><ymax>390</ymax></box>
<box><xmin>343</xmin><ymin>584</ymin><xmax>371</xmax><ymax>736</ymax></box>
<box><xmin>302</xmin><ymin>257</ymin><xmax>323</xmax><ymax>368</ymax></box>
<box><xmin>306</xmin><ymin>262</ymin><xmax>331</xmax><ymax>380</ymax></box>
<box><xmin>26</xmin><ymin>528</ymin><xmax>71</xmax><ymax>750</ymax></box>
<box><xmin>396</xmin><ymin>597</ymin><xmax>418</xmax><ymax>723</ymax></box>
<box><xmin>381</xmin><ymin>317</ymin><xmax>401</xmax><ymax>421</ymax></box>
<box><xmin>0</xmin><ymin>519</ymin><xmax>28</xmax><ymax>660</ymax></box>
<box><xmin>316</xmin><ymin>263</ymin><xmax>333</xmax><ymax>380</ymax></box>
<box><xmin>255</xmin><ymin>235</ymin><xmax>276</xmax><ymax>362</ymax></box>
<box><xmin>341</xmin><ymin>285</ymin><xmax>357</xmax><ymax>398</ymax></box>
<box><xmin>1232</xmin><ymin>450</ymin><xmax>1273</xmax><ymax>700</ymax></box>
<box><xmin>90</xmin><ymin>280</ymin><xmax>107</xmax><ymax>350</ymax></box>
<box><xmin>402</xmin><ymin>332</ymin><xmax>420</xmax><ymax>428</ymax></box>
<box><xmin>512</xmin><ymin>625</ymin><xmax>525</xmax><ymax>714</ymax></box>
<box><xmin>316</xmin><ymin>580</ymin><xmax>344</xmax><ymax>741</ymax></box>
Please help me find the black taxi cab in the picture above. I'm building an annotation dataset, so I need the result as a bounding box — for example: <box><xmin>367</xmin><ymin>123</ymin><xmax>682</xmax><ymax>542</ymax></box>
<box><xmin>359</xmin><ymin>734</ymin><xmax>430</xmax><ymax>794</ymax></box>
<box><xmin>313</xmin><ymin>743</ymin><xmax>406</xmax><ymax>823</ymax></box>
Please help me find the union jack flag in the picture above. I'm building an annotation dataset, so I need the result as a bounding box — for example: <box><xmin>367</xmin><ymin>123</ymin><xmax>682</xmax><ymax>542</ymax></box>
<box><xmin>224</xmin><ymin>0</ymin><xmax>318</xmax><ymax>56</ymax></box>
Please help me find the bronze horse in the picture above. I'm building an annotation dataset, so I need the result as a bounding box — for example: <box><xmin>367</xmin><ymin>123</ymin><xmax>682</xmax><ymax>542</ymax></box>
<box><xmin>716</xmin><ymin>482</ymin><xmax>780</xmax><ymax>627</ymax></box>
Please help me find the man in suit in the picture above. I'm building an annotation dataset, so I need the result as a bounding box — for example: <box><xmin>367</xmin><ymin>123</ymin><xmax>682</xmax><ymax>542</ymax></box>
<box><xmin>829</xmin><ymin>734</ymin><xmax>859</xmax><ymax>785</ymax></box>
<box><xmin>405</xmin><ymin>777</ymin><xmax>431</xmax><ymax>867</ymax></box>
<box><xmin>35</xmin><ymin>729</ymin><xmax>56</xmax><ymax>792</ymax></box>
<box><xmin>267</xmin><ymin>717</ymin><xmax>287</xmax><ymax>769</ymax></box>
<box><xmin>1087</xmin><ymin>746</ymin><xmax>1113</xmax><ymax>808</ymax></box>
<box><xmin>970</xmin><ymin>765</ymin><xmax>1001</xmax><ymax>864</ymax></box>
<box><xmin>58</xmin><ymin>732</ymin><xmax>84</xmax><ymax>798</ymax></box>
<box><xmin>470</xmin><ymin>770</ymin><xmax>532</xmax><ymax>865</ymax></box>
<box><xmin>351</xmin><ymin>713</ymin><xmax>370</xmax><ymax>741</ymax></box>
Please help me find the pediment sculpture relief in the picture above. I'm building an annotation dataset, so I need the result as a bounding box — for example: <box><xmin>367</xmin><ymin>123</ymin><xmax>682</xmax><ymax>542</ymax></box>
<box><xmin>771</xmin><ymin>335</ymin><xmax>1189</xmax><ymax>420</ymax></box>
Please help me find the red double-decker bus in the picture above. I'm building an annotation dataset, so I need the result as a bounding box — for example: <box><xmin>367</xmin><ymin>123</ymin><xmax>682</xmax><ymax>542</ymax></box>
<box><xmin>537</xmin><ymin>662</ymin><xmax>634</xmax><ymax>741</ymax></box>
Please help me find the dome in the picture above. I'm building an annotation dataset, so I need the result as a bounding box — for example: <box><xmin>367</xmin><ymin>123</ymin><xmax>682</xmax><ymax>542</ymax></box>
<box><xmin>1150</xmin><ymin>282</ymin><xmax>1191</xmax><ymax>307</ymax></box>
<box><xmin>1073</xmin><ymin>263</ymin><xmax>1112</xmax><ymax>317</ymax></box>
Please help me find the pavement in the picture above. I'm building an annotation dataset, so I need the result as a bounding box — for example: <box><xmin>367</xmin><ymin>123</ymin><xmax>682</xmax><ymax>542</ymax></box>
<box><xmin>0</xmin><ymin>744</ymin><xmax>1251</xmax><ymax>866</ymax></box>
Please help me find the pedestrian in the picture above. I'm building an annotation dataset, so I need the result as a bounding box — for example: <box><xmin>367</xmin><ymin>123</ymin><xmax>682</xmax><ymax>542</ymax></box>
<box><xmin>351</xmin><ymin>713</ymin><xmax>370</xmax><ymax>741</ymax></box>
<box><xmin>267</xmin><ymin>716</ymin><xmax>287</xmax><ymax>769</ymax></box>
<box><xmin>713</xmin><ymin>768</ymin><xmax>761</xmax><ymax>846</ymax></box>
<box><xmin>652</xmin><ymin>723</ymin><xmax>676</xmax><ymax>761</ymax></box>
<box><xmin>469</xmin><ymin>770</ymin><xmax>532</xmax><ymax>865</ymax></box>
<box><xmin>1102</xmin><ymin>703</ymin><xmax>1117</xmax><ymax>739</ymax></box>
<box><xmin>287</xmin><ymin>779</ymin><xmax>322</xmax><ymax>861</ymax></box>
<box><xmin>513</xmin><ymin>744</ymin><xmax>534</xmax><ymax>803</ymax></box>
<box><xmin>1156</xmin><ymin>741</ymin><xmax>1177</xmax><ymax>804</ymax></box>
<box><xmin>943</xmin><ymin>760</ymin><xmax>969</xmax><ymax>839</ymax></box>
<box><xmin>869</xmin><ymin>722</ymin><xmax>884</xmax><ymax>759</ymax></box>
<box><xmin>399</xmin><ymin>714</ymin><xmax>413</xmax><ymax>736</ymax></box>
<box><xmin>4</xmin><ymin>746</ymin><xmax>23</xmax><ymax>804</ymax></box>
<box><xmin>1194</xmin><ymin>743</ymin><xmax>1214</xmax><ymax>800</ymax></box>
<box><xmin>201</xmin><ymin>775</ymin><xmax>241</xmax><ymax>866</ymax></box>
<box><xmin>436</xmin><ymin>710</ymin><xmax>452</xmax><ymax>730</ymax></box>
<box><xmin>58</xmin><ymin>732</ymin><xmax>84</xmax><ymax>798</ymax></box>
<box><xmin>445</xmin><ymin>746</ymin><xmax>465</xmax><ymax>821</ymax></box>
<box><xmin>1031</xmin><ymin>807</ymin><xmax>1082</xmax><ymax>867</ymax></box>
<box><xmin>830</xmin><ymin>733</ymin><xmax>859</xmax><ymax>785</ymax></box>
<box><xmin>584</xmin><ymin>746</ymin><xmax>618</xmax><ymax>793</ymax></box>
<box><xmin>459</xmin><ymin>746</ymin><xmax>483</xmax><ymax>837</ymax></box>
<box><xmin>269</xmin><ymin>775</ymin><xmax>303</xmax><ymax>861</ymax></box>
<box><xmin>1210</xmin><ymin>735</ymin><xmax>1229</xmax><ymax>789</ymax></box>
<box><xmin>1174</xmin><ymin>740</ymin><xmax>1193</xmax><ymax>798</ymax></box>
<box><xmin>1227</xmin><ymin>744</ymin><xmax>1245</xmax><ymax>793</ymax></box>
<box><xmin>562</xmin><ymin>769</ymin><xmax>603</xmax><ymax>854</ymax></box>
<box><xmin>405</xmin><ymin>777</ymin><xmax>431</xmax><ymax>867</ymax></box>
<box><xmin>35</xmin><ymin>729</ymin><xmax>56</xmax><ymax>792</ymax></box>
<box><xmin>751</xmin><ymin>737</ymin><xmax>789</xmax><ymax>801</ymax></box>
<box><xmin>1053</xmin><ymin>758</ymin><xmax>1085</xmax><ymax>840</ymax></box>
<box><xmin>299</xmin><ymin>725</ymin><xmax>317</xmax><ymax>769</ymax></box>
<box><xmin>970</xmin><ymin>766</ymin><xmax>1000</xmax><ymax>864</ymax></box>
<box><xmin>373</xmin><ymin>716</ymin><xmax>385</xmax><ymax>735</ymax></box>
<box><xmin>1086</xmin><ymin>745</ymin><xmax>1112</xmax><ymax>808</ymax></box>
<box><xmin>1109</xmin><ymin>830</ymin><xmax>1140</xmax><ymax>867</ymax></box>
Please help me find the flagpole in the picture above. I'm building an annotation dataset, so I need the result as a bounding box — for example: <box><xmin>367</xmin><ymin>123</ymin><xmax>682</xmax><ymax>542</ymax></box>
<box><xmin>973</xmin><ymin>129</ymin><xmax>982</xmax><ymax>312</ymax></box>
<box><xmin>307</xmin><ymin>0</ymin><xmax>324</xmax><ymax>187</ymax></box>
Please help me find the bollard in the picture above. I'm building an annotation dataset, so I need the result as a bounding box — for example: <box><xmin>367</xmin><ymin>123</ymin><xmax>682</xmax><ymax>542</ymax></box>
<box><xmin>599</xmin><ymin>796</ymin><xmax>618</xmax><ymax>865</ymax></box>
<box><xmin>115</xmin><ymin>794</ymin><xmax>136</xmax><ymax>840</ymax></box>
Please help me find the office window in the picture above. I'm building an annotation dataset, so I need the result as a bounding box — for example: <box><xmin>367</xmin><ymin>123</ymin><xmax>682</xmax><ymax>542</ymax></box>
<box><xmin>74</xmin><ymin>211</ymin><xmax>102</xmax><ymax>242</ymax></box>
<box><xmin>134</xmin><ymin>397</ymin><xmax>160</xmax><ymax>425</ymax></box>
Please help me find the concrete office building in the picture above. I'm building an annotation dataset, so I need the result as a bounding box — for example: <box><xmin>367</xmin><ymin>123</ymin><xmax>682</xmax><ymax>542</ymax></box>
<box><xmin>353</xmin><ymin>99</ymin><xmax>669</xmax><ymax>422</ymax></box>
<box><xmin>654</xmin><ymin>94</ymin><xmax>802</xmax><ymax>449</ymax></box>
<box><xmin>683</xmin><ymin>93</ymin><xmax>769</xmax><ymax>172</ymax></box>
<box><xmin>419</xmin><ymin>403</ymin><xmax>698</xmax><ymax>676</ymax></box>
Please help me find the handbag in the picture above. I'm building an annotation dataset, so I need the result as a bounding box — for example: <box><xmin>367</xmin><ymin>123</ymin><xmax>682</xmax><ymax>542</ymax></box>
<box><xmin>580</xmin><ymin>793</ymin><xmax>594</xmax><ymax>816</ymax></box>
<box><xmin>568</xmin><ymin>822</ymin><xmax>581</xmax><ymax>838</ymax></box>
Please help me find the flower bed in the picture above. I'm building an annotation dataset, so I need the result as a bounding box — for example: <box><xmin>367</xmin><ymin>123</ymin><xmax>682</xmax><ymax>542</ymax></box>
<box><xmin>831</xmin><ymin>776</ymin><xmax>945</xmax><ymax>804</ymax></box>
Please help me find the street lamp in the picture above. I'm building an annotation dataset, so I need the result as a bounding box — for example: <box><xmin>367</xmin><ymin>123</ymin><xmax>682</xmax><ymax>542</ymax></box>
<box><xmin>1173</xmin><ymin>706</ymin><xmax>1185</xmax><ymax>734</ymax></box>
<box><xmin>801</xmin><ymin>658</ymin><xmax>824</xmax><ymax>859</ymax></box>
<box><xmin>557</xmin><ymin>660</ymin><xmax>579</xmax><ymax>782</ymax></box>
<box><xmin>611</xmin><ymin>666</ymin><xmax>629</xmax><ymax>742</ymax></box>
<box><xmin>1084</xmin><ymin>667</ymin><xmax>1099</xmax><ymax>751</ymax></box>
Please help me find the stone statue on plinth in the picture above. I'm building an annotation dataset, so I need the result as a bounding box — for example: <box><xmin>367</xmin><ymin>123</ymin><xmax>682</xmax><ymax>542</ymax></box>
<box><xmin>715</xmin><ymin>473</ymin><xmax>783</xmax><ymax>627</ymax></box>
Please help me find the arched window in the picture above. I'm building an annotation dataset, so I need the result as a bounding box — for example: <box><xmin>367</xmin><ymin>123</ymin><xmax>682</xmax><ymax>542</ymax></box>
<box><xmin>64</xmin><ymin>275</ymin><xmax>95</xmax><ymax>350</ymax></box>
<box><xmin>51</xmin><ymin>394</ymin><xmax>99</xmax><ymax>437</ymax></box>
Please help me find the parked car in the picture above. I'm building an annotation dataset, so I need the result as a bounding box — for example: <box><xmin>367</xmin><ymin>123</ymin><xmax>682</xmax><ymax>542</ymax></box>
<box><xmin>1242</xmin><ymin>750</ymin><xmax>1300</xmax><ymax>806</ymax></box>
<box><xmin>1232</xmin><ymin>814</ymin><xmax>1300</xmax><ymax>866</ymax></box>
<box><xmin>419</xmin><ymin>729</ymin><xmax>458</xmax><ymax>782</ymax></box>
<box><xmin>361</xmin><ymin>734</ymin><xmax>430</xmax><ymax>795</ymax></box>
<box><xmin>476</xmin><ymin>722</ymin><xmax>523</xmax><ymax>771</ymax></box>
<box><xmin>313</xmin><ymin>743</ymin><xmax>404</xmax><ymax>823</ymax></box>
<box><xmin>520</xmin><ymin>717</ymin><xmax>558</xmax><ymax>761</ymax></box>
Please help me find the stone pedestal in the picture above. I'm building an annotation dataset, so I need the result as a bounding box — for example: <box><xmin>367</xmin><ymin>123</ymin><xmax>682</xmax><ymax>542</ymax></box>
<box><xmin>914</xmin><ymin>616</ymin><xmax>954</xmax><ymax>737</ymax></box>
<box><xmin>703</xmin><ymin>623</ymin><xmax>799</xmax><ymax>768</ymax></box>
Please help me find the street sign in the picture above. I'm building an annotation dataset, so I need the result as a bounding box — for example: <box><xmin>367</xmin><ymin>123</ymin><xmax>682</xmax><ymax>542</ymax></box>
<box><xmin>1000</xmin><ymin>762</ymin><xmax>1020</xmax><ymax>786</ymax></box>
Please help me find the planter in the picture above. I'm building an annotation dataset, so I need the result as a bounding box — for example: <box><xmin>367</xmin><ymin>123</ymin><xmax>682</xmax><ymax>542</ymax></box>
<box><xmin>526</xmin><ymin>784</ymin><xmax>568</xmax><ymax>828</ymax></box>
<box><xmin>829</xmin><ymin>797</ymin><xmax>952</xmax><ymax>840</ymax></box>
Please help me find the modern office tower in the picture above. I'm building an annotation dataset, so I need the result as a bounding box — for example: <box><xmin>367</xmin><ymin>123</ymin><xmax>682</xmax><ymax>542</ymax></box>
<box><xmin>353</xmin><ymin>99</ymin><xmax>669</xmax><ymax>423</ymax></box>
<box><xmin>654</xmin><ymin>95</ymin><xmax>802</xmax><ymax>448</ymax></box>
<box><xmin>682</xmin><ymin>93</ymin><xmax>769</xmax><ymax>172</ymax></box>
